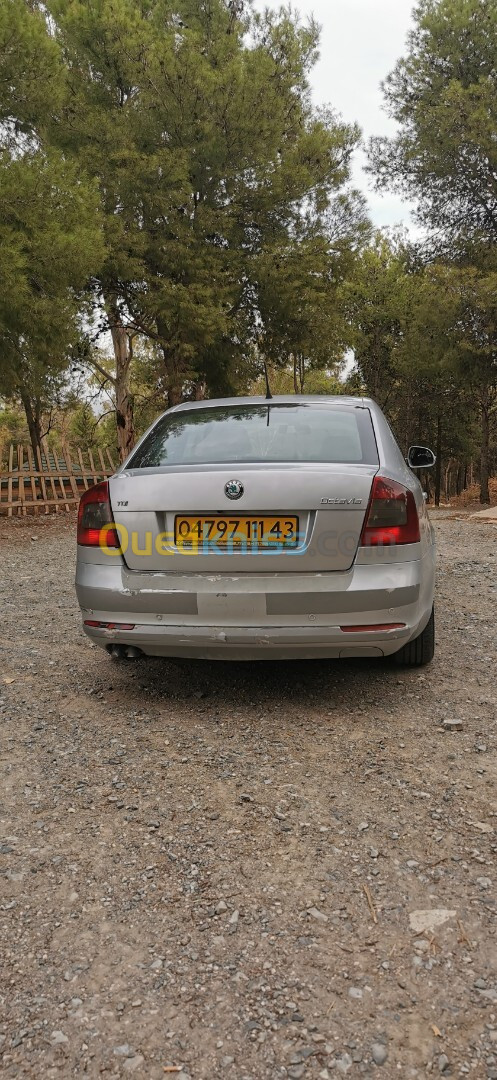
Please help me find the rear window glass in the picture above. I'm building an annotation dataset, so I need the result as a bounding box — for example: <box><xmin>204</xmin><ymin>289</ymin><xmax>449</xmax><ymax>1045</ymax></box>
<box><xmin>128</xmin><ymin>404</ymin><xmax>379</xmax><ymax>468</ymax></box>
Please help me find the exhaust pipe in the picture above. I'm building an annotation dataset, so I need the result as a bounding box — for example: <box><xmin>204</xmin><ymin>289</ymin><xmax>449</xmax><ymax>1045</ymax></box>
<box><xmin>108</xmin><ymin>644</ymin><xmax>126</xmax><ymax>659</ymax></box>
<box><xmin>125</xmin><ymin>646</ymin><xmax>143</xmax><ymax>659</ymax></box>
<box><xmin>107</xmin><ymin>644</ymin><xmax>144</xmax><ymax>660</ymax></box>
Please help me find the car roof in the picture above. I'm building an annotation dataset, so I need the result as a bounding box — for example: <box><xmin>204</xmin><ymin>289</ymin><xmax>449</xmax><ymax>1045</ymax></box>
<box><xmin>171</xmin><ymin>395</ymin><xmax>372</xmax><ymax>412</ymax></box>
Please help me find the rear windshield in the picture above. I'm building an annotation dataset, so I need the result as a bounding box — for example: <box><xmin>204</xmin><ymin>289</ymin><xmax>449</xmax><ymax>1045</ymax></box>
<box><xmin>128</xmin><ymin>403</ymin><xmax>379</xmax><ymax>468</ymax></box>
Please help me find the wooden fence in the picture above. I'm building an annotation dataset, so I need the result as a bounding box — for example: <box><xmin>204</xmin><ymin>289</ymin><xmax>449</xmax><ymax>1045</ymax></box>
<box><xmin>0</xmin><ymin>442</ymin><xmax>118</xmax><ymax>516</ymax></box>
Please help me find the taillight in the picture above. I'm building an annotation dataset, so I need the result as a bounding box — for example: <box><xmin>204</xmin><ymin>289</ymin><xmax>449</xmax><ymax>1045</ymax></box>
<box><xmin>340</xmin><ymin>623</ymin><xmax>406</xmax><ymax>633</ymax></box>
<box><xmin>84</xmin><ymin>621</ymin><xmax>135</xmax><ymax>629</ymax></box>
<box><xmin>360</xmin><ymin>476</ymin><xmax>420</xmax><ymax>546</ymax></box>
<box><xmin>77</xmin><ymin>480</ymin><xmax>120</xmax><ymax>547</ymax></box>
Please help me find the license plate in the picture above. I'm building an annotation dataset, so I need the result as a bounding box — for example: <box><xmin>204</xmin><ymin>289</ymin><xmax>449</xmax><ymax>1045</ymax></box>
<box><xmin>174</xmin><ymin>515</ymin><xmax>299</xmax><ymax>549</ymax></box>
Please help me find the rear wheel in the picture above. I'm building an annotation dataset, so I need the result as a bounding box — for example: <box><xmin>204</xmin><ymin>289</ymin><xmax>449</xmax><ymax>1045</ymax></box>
<box><xmin>392</xmin><ymin>607</ymin><xmax>435</xmax><ymax>667</ymax></box>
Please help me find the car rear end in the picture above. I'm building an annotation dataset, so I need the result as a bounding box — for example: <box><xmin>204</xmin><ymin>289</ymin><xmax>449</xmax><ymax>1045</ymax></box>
<box><xmin>75</xmin><ymin>397</ymin><xmax>435</xmax><ymax>661</ymax></box>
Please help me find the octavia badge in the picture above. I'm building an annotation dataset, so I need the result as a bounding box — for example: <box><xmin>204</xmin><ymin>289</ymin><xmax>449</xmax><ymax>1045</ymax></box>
<box><xmin>225</xmin><ymin>479</ymin><xmax>244</xmax><ymax>500</ymax></box>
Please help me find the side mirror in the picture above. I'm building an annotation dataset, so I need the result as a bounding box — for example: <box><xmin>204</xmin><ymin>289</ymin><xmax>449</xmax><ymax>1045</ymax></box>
<box><xmin>407</xmin><ymin>445</ymin><xmax>436</xmax><ymax>469</ymax></box>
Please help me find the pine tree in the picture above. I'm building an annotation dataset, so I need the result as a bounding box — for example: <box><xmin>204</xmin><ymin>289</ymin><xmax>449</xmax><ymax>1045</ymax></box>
<box><xmin>0</xmin><ymin>0</ymin><xmax>104</xmax><ymax>456</ymax></box>
<box><xmin>42</xmin><ymin>0</ymin><xmax>366</xmax><ymax>454</ymax></box>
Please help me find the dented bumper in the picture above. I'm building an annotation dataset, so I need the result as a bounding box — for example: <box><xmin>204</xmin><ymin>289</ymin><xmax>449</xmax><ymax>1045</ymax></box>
<box><xmin>76</xmin><ymin>545</ymin><xmax>435</xmax><ymax>660</ymax></box>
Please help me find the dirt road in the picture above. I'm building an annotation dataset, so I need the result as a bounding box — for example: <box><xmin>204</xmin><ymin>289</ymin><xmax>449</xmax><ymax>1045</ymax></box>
<box><xmin>0</xmin><ymin>512</ymin><xmax>496</xmax><ymax>1078</ymax></box>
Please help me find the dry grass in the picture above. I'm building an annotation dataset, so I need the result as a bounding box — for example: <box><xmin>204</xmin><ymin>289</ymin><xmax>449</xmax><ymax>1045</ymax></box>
<box><xmin>450</xmin><ymin>476</ymin><xmax>497</xmax><ymax>508</ymax></box>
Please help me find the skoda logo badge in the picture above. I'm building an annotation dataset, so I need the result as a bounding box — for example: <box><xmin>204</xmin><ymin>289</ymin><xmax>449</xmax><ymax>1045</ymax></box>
<box><xmin>225</xmin><ymin>479</ymin><xmax>244</xmax><ymax>501</ymax></box>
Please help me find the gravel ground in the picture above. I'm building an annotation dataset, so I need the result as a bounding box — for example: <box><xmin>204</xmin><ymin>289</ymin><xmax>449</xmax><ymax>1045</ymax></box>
<box><xmin>0</xmin><ymin>511</ymin><xmax>496</xmax><ymax>1080</ymax></box>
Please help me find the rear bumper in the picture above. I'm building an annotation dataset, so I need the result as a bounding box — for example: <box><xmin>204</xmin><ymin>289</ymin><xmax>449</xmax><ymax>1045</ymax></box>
<box><xmin>80</xmin><ymin>620</ymin><xmax>413</xmax><ymax>660</ymax></box>
<box><xmin>76</xmin><ymin>547</ymin><xmax>435</xmax><ymax>660</ymax></box>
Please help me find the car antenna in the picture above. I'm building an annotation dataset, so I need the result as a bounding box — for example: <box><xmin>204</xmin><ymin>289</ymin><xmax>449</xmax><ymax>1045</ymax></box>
<box><xmin>263</xmin><ymin>361</ymin><xmax>273</xmax><ymax>401</ymax></box>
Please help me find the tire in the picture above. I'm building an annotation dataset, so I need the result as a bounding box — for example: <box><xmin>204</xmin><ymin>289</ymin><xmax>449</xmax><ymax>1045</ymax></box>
<box><xmin>393</xmin><ymin>607</ymin><xmax>435</xmax><ymax>667</ymax></box>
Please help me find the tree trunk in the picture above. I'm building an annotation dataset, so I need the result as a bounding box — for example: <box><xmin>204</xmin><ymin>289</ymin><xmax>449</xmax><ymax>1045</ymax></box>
<box><xmin>105</xmin><ymin>295</ymin><xmax>135</xmax><ymax>463</ymax></box>
<box><xmin>434</xmin><ymin>413</ymin><xmax>442</xmax><ymax>507</ymax></box>
<box><xmin>115</xmin><ymin>358</ymin><xmax>135</xmax><ymax>463</ymax></box>
<box><xmin>194</xmin><ymin>380</ymin><xmax>207</xmax><ymax>401</ymax></box>
<box><xmin>166</xmin><ymin>381</ymin><xmax>183</xmax><ymax>408</ymax></box>
<box><xmin>299</xmin><ymin>355</ymin><xmax>305</xmax><ymax>393</ymax></box>
<box><xmin>157</xmin><ymin>322</ymin><xmax>185</xmax><ymax>408</ymax></box>
<box><xmin>19</xmin><ymin>387</ymin><xmax>42</xmax><ymax>460</ymax></box>
<box><xmin>456</xmin><ymin>465</ymin><xmax>463</xmax><ymax>496</ymax></box>
<box><xmin>479</xmin><ymin>391</ymin><xmax>490</xmax><ymax>505</ymax></box>
<box><xmin>162</xmin><ymin>351</ymin><xmax>183</xmax><ymax>407</ymax></box>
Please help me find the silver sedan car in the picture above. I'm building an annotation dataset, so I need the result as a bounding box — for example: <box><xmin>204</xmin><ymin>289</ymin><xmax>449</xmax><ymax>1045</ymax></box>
<box><xmin>76</xmin><ymin>396</ymin><xmax>436</xmax><ymax>665</ymax></box>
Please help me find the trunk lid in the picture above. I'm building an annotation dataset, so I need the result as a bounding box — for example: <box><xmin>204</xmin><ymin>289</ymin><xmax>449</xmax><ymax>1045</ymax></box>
<box><xmin>109</xmin><ymin>463</ymin><xmax>377</xmax><ymax>573</ymax></box>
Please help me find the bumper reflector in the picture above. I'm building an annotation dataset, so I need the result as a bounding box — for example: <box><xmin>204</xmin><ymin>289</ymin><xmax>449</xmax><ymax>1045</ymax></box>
<box><xmin>340</xmin><ymin>623</ymin><xmax>406</xmax><ymax>633</ymax></box>
<box><xmin>84</xmin><ymin>621</ymin><xmax>136</xmax><ymax>630</ymax></box>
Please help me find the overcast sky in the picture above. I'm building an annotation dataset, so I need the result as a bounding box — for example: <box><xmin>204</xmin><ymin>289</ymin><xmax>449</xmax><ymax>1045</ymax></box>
<box><xmin>253</xmin><ymin>0</ymin><xmax>417</xmax><ymax>230</ymax></box>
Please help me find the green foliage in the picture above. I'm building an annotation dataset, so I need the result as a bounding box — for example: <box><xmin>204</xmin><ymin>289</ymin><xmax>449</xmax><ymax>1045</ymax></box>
<box><xmin>344</xmin><ymin>236</ymin><xmax>488</xmax><ymax>486</ymax></box>
<box><xmin>0</xmin><ymin>0</ymin><xmax>64</xmax><ymax>143</ymax></box>
<box><xmin>43</xmin><ymin>0</ymin><xmax>366</xmax><ymax>405</ymax></box>
<box><xmin>0</xmin><ymin>0</ymin><xmax>494</xmax><ymax>503</ymax></box>
<box><xmin>0</xmin><ymin>404</ymin><xmax>28</xmax><ymax>464</ymax></box>
<box><xmin>255</xmin><ymin>196</ymin><xmax>369</xmax><ymax>381</ymax></box>
<box><xmin>369</xmin><ymin>0</ymin><xmax>497</xmax><ymax>251</ymax></box>
<box><xmin>67</xmin><ymin>402</ymin><xmax>100</xmax><ymax>449</ymax></box>
<box><xmin>0</xmin><ymin>147</ymin><xmax>105</xmax><ymax>447</ymax></box>
<box><xmin>250</xmin><ymin>365</ymin><xmax>345</xmax><ymax>397</ymax></box>
<box><xmin>368</xmin><ymin>0</ymin><xmax>497</xmax><ymax>499</ymax></box>
<box><xmin>341</xmin><ymin>234</ymin><xmax>413</xmax><ymax>407</ymax></box>
<box><xmin>0</xmin><ymin>0</ymin><xmax>105</xmax><ymax>450</ymax></box>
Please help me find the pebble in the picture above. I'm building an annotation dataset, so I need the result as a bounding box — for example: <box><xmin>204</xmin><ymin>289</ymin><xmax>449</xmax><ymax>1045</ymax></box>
<box><xmin>438</xmin><ymin>1054</ymin><xmax>450</xmax><ymax>1073</ymax></box>
<box><xmin>215</xmin><ymin>900</ymin><xmax>228</xmax><ymax>914</ymax></box>
<box><xmin>51</xmin><ymin>1030</ymin><xmax>68</xmax><ymax>1045</ymax></box>
<box><xmin>409</xmin><ymin>909</ymin><xmax>456</xmax><ymax>934</ymax></box>
<box><xmin>335</xmin><ymin>1053</ymin><xmax>353</xmax><ymax>1074</ymax></box>
<box><xmin>123</xmin><ymin>1056</ymin><xmax>145</xmax><ymax>1072</ymax></box>
<box><xmin>443</xmin><ymin>718</ymin><xmax>463</xmax><ymax>731</ymax></box>
<box><xmin>308</xmin><ymin>906</ymin><xmax>328</xmax><ymax>922</ymax></box>
<box><xmin>372</xmin><ymin>1042</ymin><xmax>388</xmax><ymax>1066</ymax></box>
<box><xmin>348</xmin><ymin>987</ymin><xmax>363</xmax><ymax>999</ymax></box>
